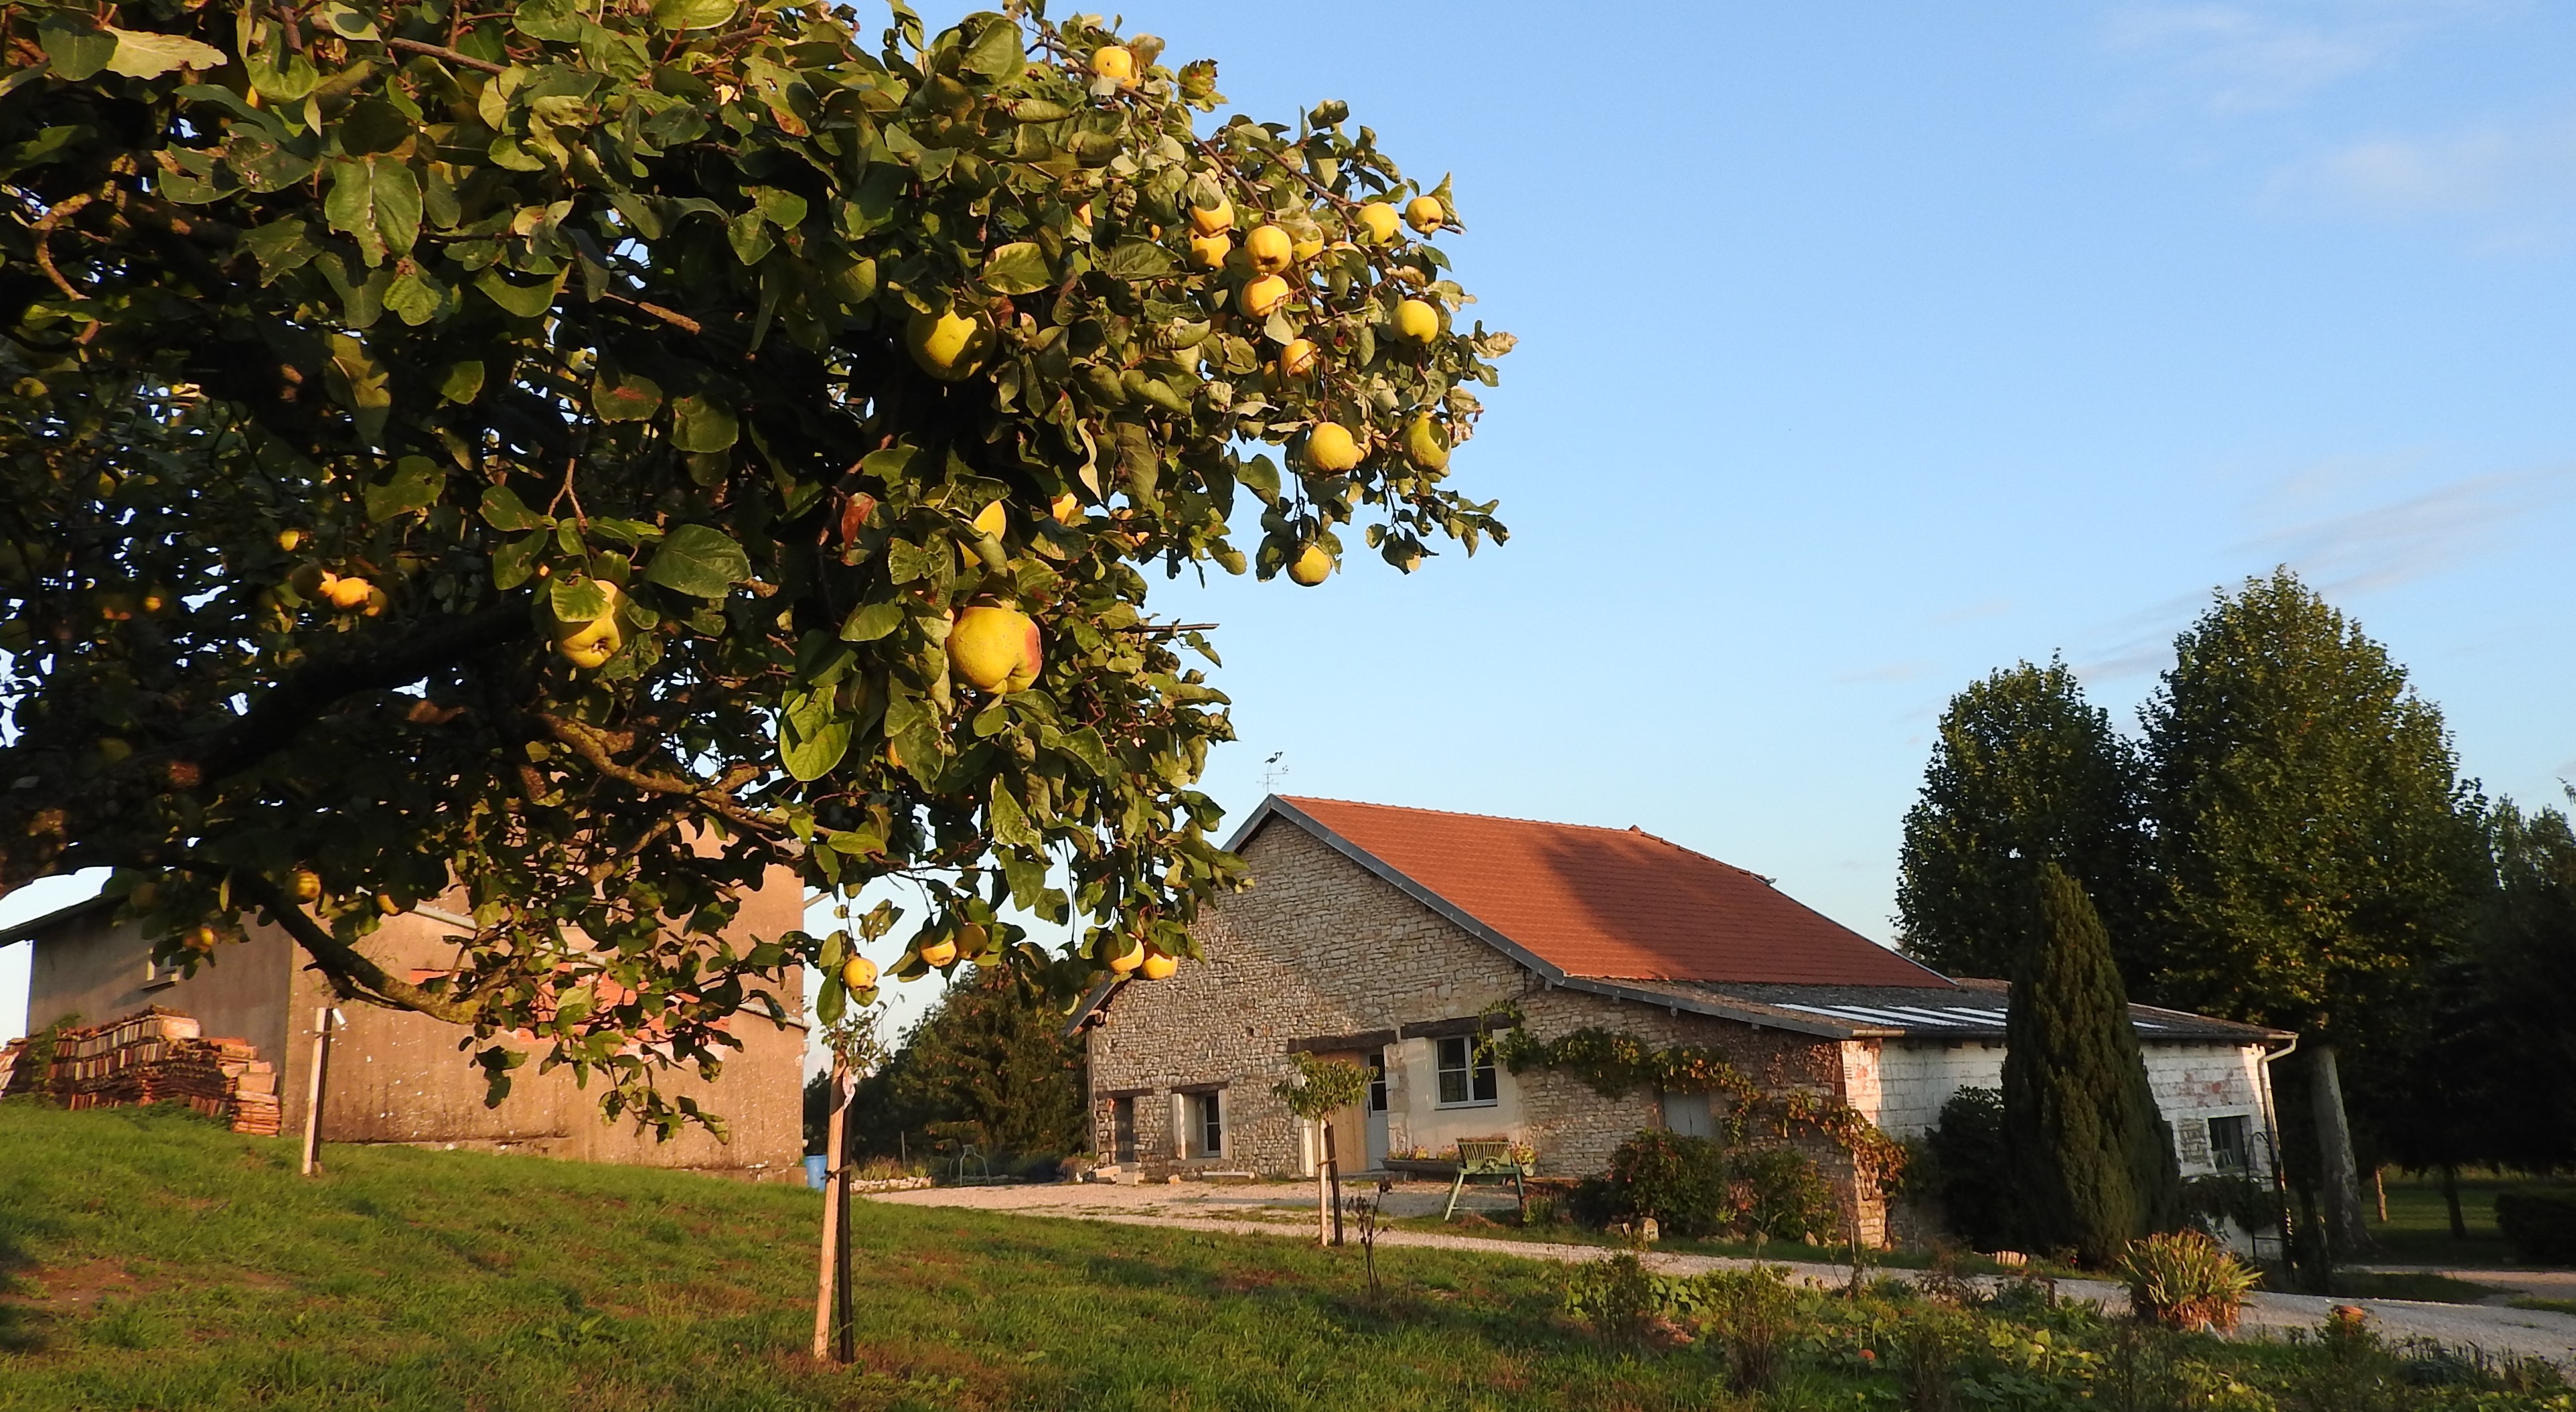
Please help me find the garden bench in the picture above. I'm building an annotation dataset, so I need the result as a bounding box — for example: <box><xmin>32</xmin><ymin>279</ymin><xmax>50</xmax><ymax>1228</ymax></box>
<box><xmin>1442</xmin><ymin>1139</ymin><xmax>1529</xmax><ymax>1220</ymax></box>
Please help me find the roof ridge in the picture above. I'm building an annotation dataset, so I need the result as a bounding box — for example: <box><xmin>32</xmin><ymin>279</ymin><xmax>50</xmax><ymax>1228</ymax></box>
<box><xmin>1282</xmin><ymin>796</ymin><xmax>1763</xmax><ymax>878</ymax></box>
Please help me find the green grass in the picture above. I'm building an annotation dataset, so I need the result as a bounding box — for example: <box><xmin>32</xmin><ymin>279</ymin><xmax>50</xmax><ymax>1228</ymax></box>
<box><xmin>0</xmin><ymin>1100</ymin><xmax>1754</xmax><ymax>1411</ymax></box>
<box><xmin>2513</xmin><ymin>1298</ymin><xmax>2576</xmax><ymax>1318</ymax></box>
<box><xmin>4</xmin><ymin>1101</ymin><xmax>2569</xmax><ymax>1412</ymax></box>
<box><xmin>2370</xmin><ymin>1172</ymin><xmax>2576</xmax><ymax>1269</ymax></box>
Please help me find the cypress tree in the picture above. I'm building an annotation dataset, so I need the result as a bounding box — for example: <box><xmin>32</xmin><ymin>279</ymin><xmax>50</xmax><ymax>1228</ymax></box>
<box><xmin>2002</xmin><ymin>863</ymin><xmax>2186</xmax><ymax>1265</ymax></box>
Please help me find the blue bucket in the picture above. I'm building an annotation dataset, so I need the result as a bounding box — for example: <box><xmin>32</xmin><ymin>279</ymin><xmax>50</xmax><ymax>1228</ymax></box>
<box><xmin>804</xmin><ymin>1154</ymin><xmax>829</xmax><ymax>1190</ymax></box>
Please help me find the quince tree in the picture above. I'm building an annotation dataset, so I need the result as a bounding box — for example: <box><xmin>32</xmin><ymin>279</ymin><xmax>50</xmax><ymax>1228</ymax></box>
<box><xmin>0</xmin><ymin>0</ymin><xmax>1509</xmax><ymax>1129</ymax></box>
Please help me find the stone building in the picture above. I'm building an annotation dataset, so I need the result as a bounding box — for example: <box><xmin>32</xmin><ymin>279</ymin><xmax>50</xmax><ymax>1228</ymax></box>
<box><xmin>5</xmin><ymin>868</ymin><xmax>809</xmax><ymax>1181</ymax></box>
<box><xmin>1073</xmin><ymin>796</ymin><xmax>2290</xmax><ymax>1245</ymax></box>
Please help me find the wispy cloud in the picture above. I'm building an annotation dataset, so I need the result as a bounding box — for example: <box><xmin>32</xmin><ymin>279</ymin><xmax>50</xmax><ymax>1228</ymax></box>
<box><xmin>2273</xmin><ymin>115</ymin><xmax>2576</xmax><ymax>245</ymax></box>
<box><xmin>2243</xmin><ymin>461</ymin><xmax>2576</xmax><ymax>593</ymax></box>
<box><xmin>2105</xmin><ymin>3</ymin><xmax>2420</xmax><ymax>113</ymax></box>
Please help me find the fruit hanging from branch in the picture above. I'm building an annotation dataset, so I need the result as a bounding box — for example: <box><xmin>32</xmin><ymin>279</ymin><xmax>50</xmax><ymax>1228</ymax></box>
<box><xmin>0</xmin><ymin>0</ymin><xmax>1511</xmax><ymax>1133</ymax></box>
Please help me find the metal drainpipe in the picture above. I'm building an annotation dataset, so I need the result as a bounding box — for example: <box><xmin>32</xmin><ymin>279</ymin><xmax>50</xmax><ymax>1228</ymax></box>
<box><xmin>2257</xmin><ymin>1034</ymin><xmax>2300</xmax><ymax>1263</ymax></box>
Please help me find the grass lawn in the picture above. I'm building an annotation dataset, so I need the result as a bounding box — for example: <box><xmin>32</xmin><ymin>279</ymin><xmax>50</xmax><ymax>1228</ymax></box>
<box><xmin>2370</xmin><ymin>1172</ymin><xmax>2576</xmax><ymax>1269</ymax></box>
<box><xmin>0</xmin><ymin>1101</ymin><xmax>1739</xmax><ymax>1411</ymax></box>
<box><xmin>3</xmin><ymin>1101</ymin><xmax>2569</xmax><ymax>1411</ymax></box>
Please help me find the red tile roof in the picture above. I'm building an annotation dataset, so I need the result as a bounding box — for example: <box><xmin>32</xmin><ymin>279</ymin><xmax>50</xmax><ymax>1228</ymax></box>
<box><xmin>1264</xmin><ymin>797</ymin><xmax>1951</xmax><ymax>989</ymax></box>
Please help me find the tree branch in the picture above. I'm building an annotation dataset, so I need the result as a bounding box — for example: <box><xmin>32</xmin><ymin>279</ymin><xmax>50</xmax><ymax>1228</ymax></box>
<box><xmin>384</xmin><ymin>36</ymin><xmax>507</xmax><ymax>74</ymax></box>
<box><xmin>534</xmin><ymin>712</ymin><xmax>793</xmax><ymax>841</ymax></box>
<box><xmin>198</xmin><ymin>864</ymin><xmax>486</xmax><ymax>1025</ymax></box>
<box><xmin>185</xmin><ymin>602</ymin><xmax>533</xmax><ymax>782</ymax></box>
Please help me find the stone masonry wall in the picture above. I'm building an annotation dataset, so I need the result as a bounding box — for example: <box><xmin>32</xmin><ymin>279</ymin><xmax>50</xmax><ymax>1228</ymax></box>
<box><xmin>1083</xmin><ymin>818</ymin><xmax>1884</xmax><ymax>1238</ymax></box>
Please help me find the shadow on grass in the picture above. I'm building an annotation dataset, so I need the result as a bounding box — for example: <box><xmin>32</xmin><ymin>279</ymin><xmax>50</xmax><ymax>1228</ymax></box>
<box><xmin>0</xmin><ymin>1098</ymin><xmax>78</xmax><ymax>1352</ymax></box>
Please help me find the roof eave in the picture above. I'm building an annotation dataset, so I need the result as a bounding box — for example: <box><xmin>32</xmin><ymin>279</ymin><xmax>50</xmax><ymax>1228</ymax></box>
<box><xmin>0</xmin><ymin>890</ymin><xmax>118</xmax><ymax>947</ymax></box>
<box><xmin>1549</xmin><ymin>976</ymin><xmax>1895</xmax><ymax>1040</ymax></box>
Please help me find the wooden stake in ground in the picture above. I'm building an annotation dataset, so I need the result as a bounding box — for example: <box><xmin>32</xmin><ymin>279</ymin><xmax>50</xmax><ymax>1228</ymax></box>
<box><xmin>299</xmin><ymin>1006</ymin><xmax>337</xmax><ymax>1176</ymax></box>
<box><xmin>1314</xmin><ymin>1122</ymin><xmax>1331</xmax><ymax>1248</ymax></box>
<box><xmin>812</xmin><ymin>1058</ymin><xmax>849</xmax><ymax>1362</ymax></box>
<box><xmin>1326</xmin><ymin>1123</ymin><xmax>1345</xmax><ymax>1247</ymax></box>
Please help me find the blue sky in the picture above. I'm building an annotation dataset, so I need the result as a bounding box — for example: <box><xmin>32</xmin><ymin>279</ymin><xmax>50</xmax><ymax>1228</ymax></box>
<box><xmin>6</xmin><ymin>1</ymin><xmax>2573</xmax><ymax>1044</ymax></box>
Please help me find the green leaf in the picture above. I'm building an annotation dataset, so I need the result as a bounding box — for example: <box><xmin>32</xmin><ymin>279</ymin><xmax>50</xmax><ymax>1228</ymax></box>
<box><xmin>1100</xmin><ymin>239</ymin><xmax>1178</xmax><ymax>279</ymax></box>
<box><xmin>323</xmin><ymin>158</ymin><xmax>423</xmax><ymax>267</ymax></box>
<box><xmin>980</xmin><ymin>241</ymin><xmax>1052</xmax><ymax>295</ymax></box>
<box><xmin>593</xmin><ymin>368</ymin><xmax>664</xmax><ymax>422</ymax></box>
<box><xmin>322</xmin><ymin>334</ymin><xmax>392</xmax><ymax>445</ymax></box>
<box><xmin>480</xmin><ymin>485</ymin><xmax>544</xmax><ymax>532</ymax></box>
<box><xmin>240</xmin><ymin>220</ymin><xmax>317</xmax><ymax>285</ymax></box>
<box><xmin>815</xmin><ymin>973</ymin><xmax>846</xmax><ymax>1026</ymax></box>
<box><xmin>550</xmin><ymin>576</ymin><xmax>610</xmax><ymax>623</ymax></box>
<box><xmin>779</xmin><ymin>685</ymin><xmax>852</xmax><ymax>781</ymax></box>
<box><xmin>475</xmin><ymin>267</ymin><xmax>562</xmax><ymax>319</ymax></box>
<box><xmin>439</xmin><ymin>360</ymin><xmax>487</xmax><ymax>405</ymax></box>
<box><xmin>649</xmin><ymin>0</ymin><xmax>737</xmax><ymax>31</ymax></box>
<box><xmin>1006</xmin><ymin>98</ymin><xmax>1073</xmax><ymax>123</ymax></box>
<box><xmin>990</xmin><ymin>784</ymin><xmax>1041</xmax><ymax>851</ymax></box>
<box><xmin>752</xmin><ymin>186</ymin><xmax>809</xmax><ymax>230</ymax></box>
<box><xmin>491</xmin><ymin>533</ymin><xmax>544</xmax><ymax>591</ymax></box>
<box><xmin>365</xmin><ymin>457</ymin><xmax>443</xmax><ymax>522</ymax></box>
<box><xmin>100</xmin><ymin>26</ymin><xmax>226</xmax><ymax>78</ymax></box>
<box><xmin>38</xmin><ymin>18</ymin><xmax>115</xmax><ymax>81</ymax></box>
<box><xmin>960</xmin><ymin>15</ymin><xmax>1025</xmax><ymax>80</ymax></box>
<box><xmin>382</xmin><ymin>269</ymin><xmax>442</xmax><ymax>326</ymax></box>
<box><xmin>643</xmin><ymin>524</ymin><xmax>750</xmax><ymax>597</ymax></box>
<box><xmin>839</xmin><ymin>600</ymin><xmax>905</xmax><ymax>642</ymax></box>
<box><xmin>669</xmin><ymin>394</ymin><xmax>738</xmax><ymax>453</ymax></box>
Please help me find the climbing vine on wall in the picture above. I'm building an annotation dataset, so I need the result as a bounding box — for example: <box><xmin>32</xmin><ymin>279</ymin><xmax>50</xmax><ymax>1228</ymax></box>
<box><xmin>1478</xmin><ymin>1010</ymin><xmax>1909</xmax><ymax>1193</ymax></box>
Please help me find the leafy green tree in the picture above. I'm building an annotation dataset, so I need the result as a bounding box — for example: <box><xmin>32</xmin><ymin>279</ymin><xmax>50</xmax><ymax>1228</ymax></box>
<box><xmin>1898</xmin><ymin>659</ymin><xmax>2156</xmax><ymax>987</ymax></box>
<box><xmin>2142</xmin><ymin>569</ymin><xmax>2481</xmax><ymax>1253</ymax></box>
<box><xmin>0</xmin><ymin>1</ymin><xmax>1507</xmax><ymax>1129</ymax></box>
<box><xmin>2001</xmin><ymin>863</ymin><xmax>2184</xmax><ymax>1267</ymax></box>
<box><xmin>2476</xmin><ymin>800</ymin><xmax>2576</xmax><ymax>1170</ymax></box>
<box><xmin>848</xmin><ymin>964</ymin><xmax>1085</xmax><ymax>1160</ymax></box>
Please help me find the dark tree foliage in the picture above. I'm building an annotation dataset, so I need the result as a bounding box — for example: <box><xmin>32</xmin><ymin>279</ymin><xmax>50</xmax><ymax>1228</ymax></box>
<box><xmin>846</xmin><ymin>966</ymin><xmax>1085</xmax><ymax>1161</ymax></box>
<box><xmin>1897</xmin><ymin>659</ymin><xmax>2157</xmax><ymax>991</ymax></box>
<box><xmin>1923</xmin><ymin>1086</ymin><xmax>2015</xmax><ymax>1252</ymax></box>
<box><xmin>2002</xmin><ymin>863</ymin><xmax>2184</xmax><ymax>1266</ymax></box>
<box><xmin>2475</xmin><ymin>802</ymin><xmax>2576</xmax><ymax>1170</ymax></box>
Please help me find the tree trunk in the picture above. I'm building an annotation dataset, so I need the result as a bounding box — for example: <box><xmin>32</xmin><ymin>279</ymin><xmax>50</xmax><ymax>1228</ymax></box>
<box><xmin>2307</xmin><ymin>1044</ymin><xmax>2374</xmax><ymax>1255</ymax></box>
<box><xmin>2441</xmin><ymin>1163</ymin><xmax>2467</xmax><ymax>1240</ymax></box>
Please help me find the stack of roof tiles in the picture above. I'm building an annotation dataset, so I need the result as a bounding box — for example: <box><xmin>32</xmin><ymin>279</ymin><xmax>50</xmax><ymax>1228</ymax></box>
<box><xmin>0</xmin><ymin>1007</ymin><xmax>281</xmax><ymax>1135</ymax></box>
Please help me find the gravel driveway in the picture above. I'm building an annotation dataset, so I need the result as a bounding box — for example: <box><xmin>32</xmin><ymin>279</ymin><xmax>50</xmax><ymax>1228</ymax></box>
<box><xmin>867</xmin><ymin>1180</ymin><xmax>2576</xmax><ymax>1366</ymax></box>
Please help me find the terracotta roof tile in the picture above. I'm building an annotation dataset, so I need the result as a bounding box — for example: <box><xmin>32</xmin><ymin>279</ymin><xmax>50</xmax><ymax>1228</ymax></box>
<box><xmin>1270</xmin><ymin>797</ymin><xmax>1951</xmax><ymax>989</ymax></box>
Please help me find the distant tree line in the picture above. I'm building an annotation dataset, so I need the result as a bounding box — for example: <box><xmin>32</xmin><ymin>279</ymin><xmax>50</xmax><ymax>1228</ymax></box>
<box><xmin>1900</xmin><ymin>568</ymin><xmax>2575</xmax><ymax>1269</ymax></box>
<box><xmin>806</xmin><ymin>966</ymin><xmax>1089</xmax><ymax>1173</ymax></box>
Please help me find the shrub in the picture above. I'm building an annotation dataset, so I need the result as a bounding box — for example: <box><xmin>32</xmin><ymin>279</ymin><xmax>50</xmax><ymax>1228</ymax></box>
<box><xmin>1563</xmin><ymin>1253</ymin><xmax>1676</xmax><ymax>1346</ymax></box>
<box><xmin>2494</xmin><ymin>1188</ymin><xmax>2576</xmax><ymax>1265</ymax></box>
<box><xmin>1925</xmin><ymin>1087</ymin><xmax>2016</xmax><ymax>1251</ymax></box>
<box><xmin>1727</xmin><ymin>1145</ymin><xmax>1839</xmax><ymax>1243</ymax></box>
<box><xmin>1579</xmin><ymin>1129</ymin><xmax>1839</xmax><ymax>1242</ymax></box>
<box><xmin>2119</xmin><ymin>1230</ymin><xmax>2259</xmax><ymax>1333</ymax></box>
<box><xmin>1687</xmin><ymin>1265</ymin><xmax>1808</xmax><ymax>1395</ymax></box>
<box><xmin>1600</xmin><ymin>1129</ymin><xmax>1733</xmax><ymax>1238</ymax></box>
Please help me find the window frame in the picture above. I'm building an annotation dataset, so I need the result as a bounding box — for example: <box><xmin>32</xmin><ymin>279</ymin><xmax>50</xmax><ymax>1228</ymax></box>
<box><xmin>1366</xmin><ymin>1052</ymin><xmax>1389</xmax><ymax>1113</ymax></box>
<box><xmin>1193</xmin><ymin>1090</ymin><xmax>1224</xmax><ymax>1157</ymax></box>
<box><xmin>1432</xmin><ymin>1035</ymin><xmax>1499</xmax><ymax>1109</ymax></box>
<box><xmin>2206</xmin><ymin>1113</ymin><xmax>2253</xmax><ymax>1173</ymax></box>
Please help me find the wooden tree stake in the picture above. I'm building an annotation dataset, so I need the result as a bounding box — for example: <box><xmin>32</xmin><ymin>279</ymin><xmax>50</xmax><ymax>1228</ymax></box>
<box><xmin>812</xmin><ymin>1059</ymin><xmax>850</xmax><ymax>1361</ymax></box>
<box><xmin>299</xmin><ymin>1006</ymin><xmax>336</xmax><ymax>1176</ymax></box>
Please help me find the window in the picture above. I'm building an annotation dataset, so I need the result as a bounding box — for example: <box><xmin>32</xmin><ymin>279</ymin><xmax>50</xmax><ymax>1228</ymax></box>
<box><xmin>1434</xmin><ymin>1036</ymin><xmax>1498</xmax><ymax>1107</ymax></box>
<box><xmin>1190</xmin><ymin>1090</ymin><xmax>1224</xmax><ymax>1157</ymax></box>
<box><xmin>141</xmin><ymin>951</ymin><xmax>182</xmax><ymax>989</ymax></box>
<box><xmin>1659</xmin><ymin>1089</ymin><xmax>1716</xmax><ymax>1139</ymax></box>
<box><xmin>1111</xmin><ymin>1096</ymin><xmax>1138</xmax><ymax>1164</ymax></box>
<box><xmin>1367</xmin><ymin>1053</ymin><xmax>1389</xmax><ymax>1113</ymax></box>
<box><xmin>2207</xmin><ymin>1115</ymin><xmax>2251</xmax><ymax>1173</ymax></box>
